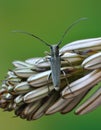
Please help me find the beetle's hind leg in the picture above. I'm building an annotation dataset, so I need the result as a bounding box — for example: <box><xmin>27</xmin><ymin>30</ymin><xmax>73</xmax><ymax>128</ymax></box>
<box><xmin>61</xmin><ymin>70</ymin><xmax>74</xmax><ymax>95</ymax></box>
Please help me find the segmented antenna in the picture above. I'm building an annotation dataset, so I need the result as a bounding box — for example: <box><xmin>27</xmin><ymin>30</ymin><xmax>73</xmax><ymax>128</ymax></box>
<box><xmin>13</xmin><ymin>30</ymin><xmax>51</xmax><ymax>47</ymax></box>
<box><xmin>13</xmin><ymin>18</ymin><xmax>87</xmax><ymax>47</ymax></box>
<box><xmin>58</xmin><ymin>17</ymin><xmax>87</xmax><ymax>46</ymax></box>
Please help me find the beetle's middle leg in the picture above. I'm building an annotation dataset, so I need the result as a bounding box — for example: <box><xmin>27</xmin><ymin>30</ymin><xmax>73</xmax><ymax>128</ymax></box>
<box><xmin>60</xmin><ymin>54</ymin><xmax>75</xmax><ymax>69</ymax></box>
<box><xmin>47</xmin><ymin>72</ymin><xmax>52</xmax><ymax>95</ymax></box>
<box><xmin>60</xmin><ymin>57</ymin><xmax>76</xmax><ymax>77</ymax></box>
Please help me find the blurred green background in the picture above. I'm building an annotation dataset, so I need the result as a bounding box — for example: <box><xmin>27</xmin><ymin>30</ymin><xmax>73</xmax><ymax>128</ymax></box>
<box><xmin>0</xmin><ymin>0</ymin><xmax>101</xmax><ymax>129</ymax></box>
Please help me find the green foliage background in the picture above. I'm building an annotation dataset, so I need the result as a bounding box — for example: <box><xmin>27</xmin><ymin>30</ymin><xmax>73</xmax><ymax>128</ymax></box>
<box><xmin>0</xmin><ymin>0</ymin><xmax>101</xmax><ymax>129</ymax></box>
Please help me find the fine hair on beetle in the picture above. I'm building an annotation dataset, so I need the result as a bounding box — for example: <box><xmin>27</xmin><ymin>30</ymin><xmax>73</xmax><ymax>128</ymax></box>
<box><xmin>13</xmin><ymin>17</ymin><xmax>87</xmax><ymax>92</ymax></box>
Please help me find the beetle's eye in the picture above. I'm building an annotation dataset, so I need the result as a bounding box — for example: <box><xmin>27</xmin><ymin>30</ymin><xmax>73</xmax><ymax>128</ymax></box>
<box><xmin>49</xmin><ymin>45</ymin><xmax>52</xmax><ymax>49</ymax></box>
<box><xmin>56</xmin><ymin>45</ymin><xmax>59</xmax><ymax>49</ymax></box>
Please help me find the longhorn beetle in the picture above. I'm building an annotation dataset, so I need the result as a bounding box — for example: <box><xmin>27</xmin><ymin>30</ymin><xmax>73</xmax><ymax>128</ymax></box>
<box><xmin>14</xmin><ymin>18</ymin><xmax>87</xmax><ymax>91</ymax></box>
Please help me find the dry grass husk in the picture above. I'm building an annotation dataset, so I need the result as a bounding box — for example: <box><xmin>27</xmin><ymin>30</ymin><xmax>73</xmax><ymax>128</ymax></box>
<box><xmin>0</xmin><ymin>37</ymin><xmax>101</xmax><ymax>120</ymax></box>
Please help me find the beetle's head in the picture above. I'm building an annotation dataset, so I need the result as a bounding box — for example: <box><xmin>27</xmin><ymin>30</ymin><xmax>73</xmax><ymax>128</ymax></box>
<box><xmin>49</xmin><ymin>44</ymin><xmax>59</xmax><ymax>56</ymax></box>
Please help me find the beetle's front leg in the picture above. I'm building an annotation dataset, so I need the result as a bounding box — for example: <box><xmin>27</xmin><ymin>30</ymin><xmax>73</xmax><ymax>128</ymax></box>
<box><xmin>71</xmin><ymin>49</ymin><xmax>97</xmax><ymax>57</ymax></box>
<box><xmin>44</xmin><ymin>51</ymin><xmax>51</xmax><ymax>56</ymax></box>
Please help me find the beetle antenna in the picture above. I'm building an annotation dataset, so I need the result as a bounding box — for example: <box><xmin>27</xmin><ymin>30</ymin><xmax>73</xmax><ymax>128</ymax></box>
<box><xmin>13</xmin><ymin>30</ymin><xmax>51</xmax><ymax>47</ymax></box>
<box><xmin>58</xmin><ymin>17</ymin><xmax>87</xmax><ymax>46</ymax></box>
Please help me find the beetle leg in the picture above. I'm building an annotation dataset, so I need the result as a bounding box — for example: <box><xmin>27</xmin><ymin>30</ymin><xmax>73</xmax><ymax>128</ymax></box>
<box><xmin>44</xmin><ymin>51</ymin><xmax>51</xmax><ymax>56</ymax></box>
<box><xmin>61</xmin><ymin>57</ymin><xmax>74</xmax><ymax>68</ymax></box>
<box><xmin>71</xmin><ymin>49</ymin><xmax>97</xmax><ymax>57</ymax></box>
<box><xmin>61</xmin><ymin>70</ymin><xmax>74</xmax><ymax>95</ymax></box>
<box><xmin>47</xmin><ymin>72</ymin><xmax>52</xmax><ymax>95</ymax></box>
<box><xmin>59</xmin><ymin>52</ymin><xmax>64</xmax><ymax>57</ymax></box>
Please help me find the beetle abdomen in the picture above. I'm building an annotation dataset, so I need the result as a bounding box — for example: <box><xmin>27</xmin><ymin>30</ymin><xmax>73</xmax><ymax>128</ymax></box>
<box><xmin>50</xmin><ymin>56</ymin><xmax>61</xmax><ymax>90</ymax></box>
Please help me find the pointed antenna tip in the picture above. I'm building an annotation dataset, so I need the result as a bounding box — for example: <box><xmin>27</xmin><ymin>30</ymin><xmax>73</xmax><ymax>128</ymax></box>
<box><xmin>79</xmin><ymin>17</ymin><xmax>88</xmax><ymax>21</ymax></box>
<box><xmin>12</xmin><ymin>30</ymin><xmax>24</xmax><ymax>33</ymax></box>
<box><xmin>11</xmin><ymin>30</ymin><xmax>16</xmax><ymax>33</ymax></box>
<box><xmin>57</xmin><ymin>17</ymin><xmax>88</xmax><ymax>46</ymax></box>
<box><xmin>11</xmin><ymin>30</ymin><xmax>21</xmax><ymax>34</ymax></box>
<box><xmin>12</xmin><ymin>30</ymin><xmax>51</xmax><ymax>47</ymax></box>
